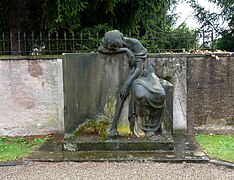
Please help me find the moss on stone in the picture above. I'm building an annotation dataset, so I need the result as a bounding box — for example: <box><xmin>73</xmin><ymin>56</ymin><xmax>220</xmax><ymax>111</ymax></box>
<box><xmin>74</xmin><ymin>117</ymin><xmax>110</xmax><ymax>140</ymax></box>
<box><xmin>74</xmin><ymin>96</ymin><xmax>116</xmax><ymax>140</ymax></box>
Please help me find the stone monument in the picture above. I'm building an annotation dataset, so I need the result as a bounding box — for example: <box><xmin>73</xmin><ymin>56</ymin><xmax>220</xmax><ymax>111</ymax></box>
<box><xmin>63</xmin><ymin>30</ymin><xmax>174</xmax><ymax>151</ymax></box>
<box><xmin>98</xmin><ymin>30</ymin><xmax>173</xmax><ymax>141</ymax></box>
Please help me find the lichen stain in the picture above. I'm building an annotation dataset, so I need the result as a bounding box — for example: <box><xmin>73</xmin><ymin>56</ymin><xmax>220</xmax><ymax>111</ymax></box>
<box><xmin>12</xmin><ymin>86</ymin><xmax>36</xmax><ymax>109</ymax></box>
<box><xmin>42</xmin><ymin>81</ymin><xmax>45</xmax><ymax>89</ymax></box>
<box><xmin>28</xmin><ymin>61</ymin><xmax>43</xmax><ymax>78</ymax></box>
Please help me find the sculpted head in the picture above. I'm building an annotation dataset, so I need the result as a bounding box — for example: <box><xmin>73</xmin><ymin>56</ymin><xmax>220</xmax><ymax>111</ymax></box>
<box><xmin>102</xmin><ymin>30</ymin><xmax>124</xmax><ymax>51</ymax></box>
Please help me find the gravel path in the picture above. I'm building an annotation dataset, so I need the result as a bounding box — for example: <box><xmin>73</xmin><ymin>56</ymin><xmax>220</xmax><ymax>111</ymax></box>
<box><xmin>0</xmin><ymin>162</ymin><xmax>233</xmax><ymax>180</ymax></box>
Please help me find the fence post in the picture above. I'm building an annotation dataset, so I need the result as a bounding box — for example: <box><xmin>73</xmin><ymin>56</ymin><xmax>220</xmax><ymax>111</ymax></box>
<box><xmin>178</xmin><ymin>31</ymin><xmax>181</xmax><ymax>51</ymax></box>
<box><xmin>162</xmin><ymin>31</ymin><xmax>165</xmax><ymax>51</ymax></box>
<box><xmin>10</xmin><ymin>32</ymin><xmax>13</xmax><ymax>54</ymax></box>
<box><xmin>48</xmin><ymin>31</ymin><xmax>51</xmax><ymax>54</ymax></box>
<box><xmin>64</xmin><ymin>31</ymin><xmax>67</xmax><ymax>53</ymax></box>
<box><xmin>80</xmin><ymin>32</ymin><xmax>83</xmax><ymax>51</ymax></box>
<box><xmin>202</xmin><ymin>30</ymin><xmax>205</xmax><ymax>51</ymax></box>
<box><xmin>40</xmin><ymin>31</ymin><xmax>43</xmax><ymax>47</ymax></box>
<box><xmin>186</xmin><ymin>30</ymin><xmax>189</xmax><ymax>50</ymax></box>
<box><xmin>129</xmin><ymin>31</ymin><xmax>131</xmax><ymax>37</ymax></box>
<box><xmin>194</xmin><ymin>30</ymin><xmax>197</xmax><ymax>50</ymax></box>
<box><xmin>56</xmin><ymin>31</ymin><xmax>58</xmax><ymax>54</ymax></box>
<box><xmin>154</xmin><ymin>31</ymin><xmax>157</xmax><ymax>53</ymax></box>
<box><xmin>144</xmin><ymin>30</ymin><xmax>148</xmax><ymax>50</ymax></box>
<box><xmin>18</xmin><ymin>31</ymin><xmax>21</xmax><ymax>54</ymax></box>
<box><xmin>31</xmin><ymin>32</ymin><xmax>34</xmax><ymax>52</ymax></box>
<box><xmin>23</xmin><ymin>32</ymin><xmax>26</xmax><ymax>53</ymax></box>
<box><xmin>88</xmin><ymin>31</ymin><xmax>91</xmax><ymax>49</ymax></box>
<box><xmin>72</xmin><ymin>32</ymin><xmax>75</xmax><ymax>53</ymax></box>
<box><xmin>211</xmin><ymin>29</ymin><xmax>214</xmax><ymax>52</ymax></box>
<box><xmin>2</xmin><ymin>32</ymin><xmax>5</xmax><ymax>55</ymax></box>
<box><xmin>170</xmin><ymin>31</ymin><xmax>172</xmax><ymax>51</ymax></box>
<box><xmin>96</xmin><ymin>31</ymin><xmax>99</xmax><ymax>40</ymax></box>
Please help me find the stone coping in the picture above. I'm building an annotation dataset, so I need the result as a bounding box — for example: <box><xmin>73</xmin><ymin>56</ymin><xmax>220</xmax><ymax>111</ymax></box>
<box><xmin>0</xmin><ymin>52</ymin><xmax>233</xmax><ymax>60</ymax></box>
<box><xmin>0</xmin><ymin>55</ymin><xmax>63</xmax><ymax>60</ymax></box>
<box><xmin>148</xmin><ymin>52</ymin><xmax>234</xmax><ymax>58</ymax></box>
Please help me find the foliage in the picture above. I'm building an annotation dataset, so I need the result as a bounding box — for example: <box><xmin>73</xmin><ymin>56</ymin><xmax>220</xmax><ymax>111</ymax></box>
<box><xmin>195</xmin><ymin>134</ymin><xmax>234</xmax><ymax>162</ymax></box>
<box><xmin>0</xmin><ymin>137</ymin><xmax>48</xmax><ymax>162</ymax></box>
<box><xmin>76</xmin><ymin>24</ymin><xmax>112</xmax><ymax>52</ymax></box>
<box><xmin>0</xmin><ymin>0</ymin><xmax>180</xmax><ymax>53</ymax></box>
<box><xmin>214</xmin><ymin>29</ymin><xmax>234</xmax><ymax>51</ymax></box>
<box><xmin>138</xmin><ymin>23</ymin><xmax>197</xmax><ymax>53</ymax></box>
<box><xmin>208</xmin><ymin>0</ymin><xmax>234</xmax><ymax>22</ymax></box>
<box><xmin>187</xmin><ymin>0</ymin><xmax>234</xmax><ymax>51</ymax></box>
<box><xmin>2</xmin><ymin>0</ymin><xmax>199</xmax><ymax>53</ymax></box>
<box><xmin>0</xmin><ymin>0</ymin><xmax>175</xmax><ymax>33</ymax></box>
<box><xmin>0</xmin><ymin>0</ymin><xmax>44</xmax><ymax>32</ymax></box>
<box><xmin>78</xmin><ymin>0</ymin><xmax>172</xmax><ymax>34</ymax></box>
<box><xmin>43</xmin><ymin>0</ymin><xmax>88</xmax><ymax>32</ymax></box>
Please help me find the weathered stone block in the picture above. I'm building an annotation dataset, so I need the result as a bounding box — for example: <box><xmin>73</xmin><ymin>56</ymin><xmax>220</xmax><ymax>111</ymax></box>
<box><xmin>0</xmin><ymin>59</ymin><xmax>64</xmax><ymax>136</ymax></box>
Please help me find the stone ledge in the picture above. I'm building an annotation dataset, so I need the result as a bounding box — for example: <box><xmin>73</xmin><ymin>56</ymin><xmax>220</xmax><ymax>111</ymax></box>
<box><xmin>27</xmin><ymin>134</ymin><xmax>209</xmax><ymax>163</ymax></box>
<box><xmin>194</xmin><ymin>126</ymin><xmax>234</xmax><ymax>134</ymax></box>
<box><xmin>148</xmin><ymin>52</ymin><xmax>234</xmax><ymax>58</ymax></box>
<box><xmin>0</xmin><ymin>55</ymin><xmax>63</xmax><ymax>60</ymax></box>
<box><xmin>63</xmin><ymin>135</ymin><xmax>174</xmax><ymax>151</ymax></box>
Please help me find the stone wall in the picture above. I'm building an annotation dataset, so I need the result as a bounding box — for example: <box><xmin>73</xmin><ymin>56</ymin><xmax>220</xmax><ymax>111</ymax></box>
<box><xmin>0</xmin><ymin>53</ymin><xmax>233</xmax><ymax>136</ymax></box>
<box><xmin>187</xmin><ymin>53</ymin><xmax>234</xmax><ymax>134</ymax></box>
<box><xmin>0</xmin><ymin>57</ymin><xmax>64</xmax><ymax>136</ymax></box>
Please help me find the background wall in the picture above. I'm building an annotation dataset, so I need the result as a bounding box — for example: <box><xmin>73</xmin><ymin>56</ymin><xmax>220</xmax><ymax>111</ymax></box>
<box><xmin>187</xmin><ymin>53</ymin><xmax>234</xmax><ymax>134</ymax></box>
<box><xmin>0</xmin><ymin>53</ymin><xmax>233</xmax><ymax>136</ymax></box>
<box><xmin>0</xmin><ymin>57</ymin><xmax>64</xmax><ymax>136</ymax></box>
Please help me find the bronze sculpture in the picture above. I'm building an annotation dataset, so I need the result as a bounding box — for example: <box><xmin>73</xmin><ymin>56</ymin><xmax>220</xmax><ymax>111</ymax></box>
<box><xmin>98</xmin><ymin>30</ymin><xmax>170</xmax><ymax>140</ymax></box>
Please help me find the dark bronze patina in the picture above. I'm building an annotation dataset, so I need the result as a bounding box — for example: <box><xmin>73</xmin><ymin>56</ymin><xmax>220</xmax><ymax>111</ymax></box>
<box><xmin>98</xmin><ymin>30</ymin><xmax>172</xmax><ymax>140</ymax></box>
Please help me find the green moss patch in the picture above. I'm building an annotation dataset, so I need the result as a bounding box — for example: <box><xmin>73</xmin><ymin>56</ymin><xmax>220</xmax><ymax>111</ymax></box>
<box><xmin>74</xmin><ymin>117</ymin><xmax>111</xmax><ymax>140</ymax></box>
<box><xmin>74</xmin><ymin>97</ymin><xmax>116</xmax><ymax>140</ymax></box>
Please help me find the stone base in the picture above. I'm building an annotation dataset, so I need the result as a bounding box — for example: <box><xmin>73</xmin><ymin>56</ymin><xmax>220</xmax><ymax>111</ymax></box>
<box><xmin>63</xmin><ymin>135</ymin><xmax>174</xmax><ymax>151</ymax></box>
<box><xmin>29</xmin><ymin>133</ymin><xmax>208</xmax><ymax>162</ymax></box>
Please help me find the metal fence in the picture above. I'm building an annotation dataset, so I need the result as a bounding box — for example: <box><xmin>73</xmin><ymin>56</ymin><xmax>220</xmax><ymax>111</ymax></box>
<box><xmin>0</xmin><ymin>29</ymin><xmax>216</xmax><ymax>55</ymax></box>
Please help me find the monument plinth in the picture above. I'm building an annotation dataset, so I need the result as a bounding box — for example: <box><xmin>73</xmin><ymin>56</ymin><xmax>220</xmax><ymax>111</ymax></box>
<box><xmin>63</xmin><ymin>30</ymin><xmax>174</xmax><ymax>152</ymax></box>
<box><xmin>63</xmin><ymin>135</ymin><xmax>174</xmax><ymax>151</ymax></box>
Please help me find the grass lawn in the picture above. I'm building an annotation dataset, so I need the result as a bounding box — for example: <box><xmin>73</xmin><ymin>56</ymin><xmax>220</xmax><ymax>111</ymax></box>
<box><xmin>0</xmin><ymin>137</ymin><xmax>47</xmax><ymax>162</ymax></box>
<box><xmin>195</xmin><ymin>134</ymin><xmax>234</xmax><ymax>163</ymax></box>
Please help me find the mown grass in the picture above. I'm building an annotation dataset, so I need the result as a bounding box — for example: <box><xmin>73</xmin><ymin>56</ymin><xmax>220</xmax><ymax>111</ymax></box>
<box><xmin>195</xmin><ymin>134</ymin><xmax>234</xmax><ymax>162</ymax></box>
<box><xmin>0</xmin><ymin>137</ymin><xmax>48</xmax><ymax>162</ymax></box>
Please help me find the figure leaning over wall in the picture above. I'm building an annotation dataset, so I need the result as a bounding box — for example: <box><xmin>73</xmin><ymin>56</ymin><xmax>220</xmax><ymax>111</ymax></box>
<box><xmin>98</xmin><ymin>30</ymin><xmax>172</xmax><ymax>140</ymax></box>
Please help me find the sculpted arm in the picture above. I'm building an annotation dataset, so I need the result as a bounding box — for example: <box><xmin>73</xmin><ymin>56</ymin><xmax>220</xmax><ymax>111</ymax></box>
<box><xmin>120</xmin><ymin>66</ymin><xmax>140</xmax><ymax>100</ymax></box>
<box><xmin>115</xmin><ymin>47</ymin><xmax>134</xmax><ymax>58</ymax></box>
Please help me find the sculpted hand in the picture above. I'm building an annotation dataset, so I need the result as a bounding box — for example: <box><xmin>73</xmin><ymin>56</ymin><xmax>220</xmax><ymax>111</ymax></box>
<box><xmin>120</xmin><ymin>85</ymin><xmax>129</xmax><ymax>100</ymax></box>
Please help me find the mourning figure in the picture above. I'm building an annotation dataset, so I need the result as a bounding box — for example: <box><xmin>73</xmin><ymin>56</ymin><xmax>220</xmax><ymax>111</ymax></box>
<box><xmin>98</xmin><ymin>30</ymin><xmax>171</xmax><ymax>140</ymax></box>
